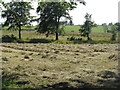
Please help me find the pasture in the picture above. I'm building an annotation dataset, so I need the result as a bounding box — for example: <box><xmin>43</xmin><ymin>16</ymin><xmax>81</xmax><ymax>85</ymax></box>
<box><xmin>64</xmin><ymin>25</ymin><xmax>105</xmax><ymax>33</ymax></box>
<box><xmin>2</xmin><ymin>25</ymin><xmax>105</xmax><ymax>33</ymax></box>
<box><xmin>1</xmin><ymin>25</ymin><xmax>118</xmax><ymax>43</ymax></box>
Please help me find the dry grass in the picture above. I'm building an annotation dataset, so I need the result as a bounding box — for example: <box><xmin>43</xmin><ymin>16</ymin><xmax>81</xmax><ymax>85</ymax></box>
<box><xmin>1</xmin><ymin>43</ymin><xmax>120</xmax><ymax>89</ymax></box>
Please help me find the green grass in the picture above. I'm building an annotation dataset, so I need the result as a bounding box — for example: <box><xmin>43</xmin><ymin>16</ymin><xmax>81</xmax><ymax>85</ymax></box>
<box><xmin>1</xmin><ymin>25</ymin><xmax>119</xmax><ymax>44</ymax></box>
<box><xmin>2</xmin><ymin>26</ymin><xmax>36</xmax><ymax>30</ymax></box>
<box><xmin>64</xmin><ymin>25</ymin><xmax>80</xmax><ymax>33</ymax></box>
<box><xmin>1</xmin><ymin>30</ymin><xmax>118</xmax><ymax>42</ymax></box>
<box><xmin>2</xmin><ymin>81</ymin><xmax>19</xmax><ymax>88</ymax></box>
<box><xmin>92</xmin><ymin>26</ymin><xmax>104</xmax><ymax>33</ymax></box>
<box><xmin>2</xmin><ymin>25</ymin><xmax>105</xmax><ymax>33</ymax></box>
<box><xmin>2</xmin><ymin>81</ymin><xmax>33</xmax><ymax>88</ymax></box>
<box><xmin>64</xmin><ymin>25</ymin><xmax>105</xmax><ymax>33</ymax></box>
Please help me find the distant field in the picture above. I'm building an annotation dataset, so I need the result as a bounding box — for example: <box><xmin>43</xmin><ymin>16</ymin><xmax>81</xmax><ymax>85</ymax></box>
<box><xmin>2</xmin><ymin>25</ymin><xmax>105</xmax><ymax>33</ymax></box>
<box><xmin>64</xmin><ymin>25</ymin><xmax>104</xmax><ymax>33</ymax></box>
<box><xmin>1</xmin><ymin>25</ymin><xmax>118</xmax><ymax>42</ymax></box>
<box><xmin>1</xmin><ymin>30</ymin><xmax>116</xmax><ymax>42</ymax></box>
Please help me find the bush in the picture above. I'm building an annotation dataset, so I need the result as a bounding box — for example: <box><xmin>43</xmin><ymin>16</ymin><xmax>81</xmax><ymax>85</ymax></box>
<box><xmin>67</xmin><ymin>36</ymin><xmax>82</xmax><ymax>41</ymax></box>
<box><xmin>67</xmin><ymin>36</ymin><xmax>75</xmax><ymax>41</ymax></box>
<box><xmin>2</xmin><ymin>34</ymin><xmax>17</xmax><ymax>42</ymax></box>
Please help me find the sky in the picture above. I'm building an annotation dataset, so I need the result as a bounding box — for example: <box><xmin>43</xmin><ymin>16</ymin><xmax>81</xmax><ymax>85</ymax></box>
<box><xmin>0</xmin><ymin>0</ymin><xmax>120</xmax><ymax>25</ymax></box>
<box><xmin>70</xmin><ymin>0</ymin><xmax>119</xmax><ymax>25</ymax></box>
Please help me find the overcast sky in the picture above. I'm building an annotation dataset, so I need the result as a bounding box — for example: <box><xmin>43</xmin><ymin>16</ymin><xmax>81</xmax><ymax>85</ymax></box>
<box><xmin>0</xmin><ymin>0</ymin><xmax>120</xmax><ymax>25</ymax></box>
<box><xmin>70</xmin><ymin>0</ymin><xmax>119</xmax><ymax>25</ymax></box>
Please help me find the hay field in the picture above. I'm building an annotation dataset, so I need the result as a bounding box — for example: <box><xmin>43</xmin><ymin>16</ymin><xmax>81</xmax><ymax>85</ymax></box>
<box><xmin>1</xmin><ymin>43</ymin><xmax>120</xmax><ymax>89</ymax></box>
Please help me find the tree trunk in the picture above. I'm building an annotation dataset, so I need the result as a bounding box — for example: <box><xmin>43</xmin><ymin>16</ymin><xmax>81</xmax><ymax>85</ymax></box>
<box><xmin>55</xmin><ymin>17</ymin><xmax>60</xmax><ymax>40</ymax></box>
<box><xmin>55</xmin><ymin>23</ymin><xmax>59</xmax><ymax>40</ymax></box>
<box><xmin>87</xmin><ymin>36</ymin><xmax>90</xmax><ymax>41</ymax></box>
<box><xmin>18</xmin><ymin>26</ymin><xmax>21</xmax><ymax>39</ymax></box>
<box><xmin>55</xmin><ymin>32</ymin><xmax>58</xmax><ymax>40</ymax></box>
<box><xmin>111</xmin><ymin>33</ymin><xmax>116</xmax><ymax>41</ymax></box>
<box><xmin>87</xmin><ymin>34</ymin><xmax>90</xmax><ymax>41</ymax></box>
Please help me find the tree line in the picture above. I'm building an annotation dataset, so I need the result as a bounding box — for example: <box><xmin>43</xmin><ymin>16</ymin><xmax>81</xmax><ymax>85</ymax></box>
<box><xmin>1</xmin><ymin>1</ymin><xmax>86</xmax><ymax>40</ymax></box>
<box><xmin>1</xmin><ymin>0</ymin><xmax>119</xmax><ymax>41</ymax></box>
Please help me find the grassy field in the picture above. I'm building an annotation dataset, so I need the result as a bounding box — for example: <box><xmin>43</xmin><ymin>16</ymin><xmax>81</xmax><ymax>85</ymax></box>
<box><xmin>64</xmin><ymin>25</ymin><xmax>105</xmax><ymax>33</ymax></box>
<box><xmin>2</xmin><ymin>25</ymin><xmax>105</xmax><ymax>33</ymax></box>
<box><xmin>1</xmin><ymin>30</ymin><xmax>113</xmax><ymax>41</ymax></box>
<box><xmin>1</xmin><ymin>43</ymin><xmax>120</xmax><ymax>89</ymax></box>
<box><xmin>1</xmin><ymin>25</ymin><xmax>119</xmax><ymax>43</ymax></box>
<box><xmin>1</xmin><ymin>26</ymin><xmax>120</xmax><ymax>89</ymax></box>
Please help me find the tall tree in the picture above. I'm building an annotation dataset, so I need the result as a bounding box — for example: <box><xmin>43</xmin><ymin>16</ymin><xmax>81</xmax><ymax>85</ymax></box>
<box><xmin>79</xmin><ymin>13</ymin><xmax>96</xmax><ymax>41</ymax></box>
<box><xmin>1</xmin><ymin>1</ymin><xmax>33</xmax><ymax>39</ymax></box>
<box><xmin>36</xmin><ymin>1</ymin><xmax>85</xmax><ymax>40</ymax></box>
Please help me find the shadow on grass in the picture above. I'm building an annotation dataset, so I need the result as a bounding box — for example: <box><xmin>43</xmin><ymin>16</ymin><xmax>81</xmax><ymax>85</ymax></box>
<box><xmin>2</xmin><ymin>78</ymin><xmax>120</xmax><ymax>89</ymax></box>
<box><xmin>28</xmin><ymin>39</ymin><xmax>54</xmax><ymax>43</ymax></box>
<box><xmin>2</xmin><ymin>70</ymin><xmax>120</xmax><ymax>89</ymax></box>
<box><xmin>1</xmin><ymin>37</ymin><xmax>119</xmax><ymax>44</ymax></box>
<box><xmin>1</xmin><ymin>38</ymin><xmax>54</xmax><ymax>43</ymax></box>
<box><xmin>40</xmin><ymin>78</ymin><xmax>120</xmax><ymax>90</ymax></box>
<box><xmin>72</xmin><ymin>40</ymin><xmax>120</xmax><ymax>44</ymax></box>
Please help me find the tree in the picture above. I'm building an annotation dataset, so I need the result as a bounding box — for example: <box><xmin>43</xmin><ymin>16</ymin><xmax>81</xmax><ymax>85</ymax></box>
<box><xmin>101</xmin><ymin>23</ymin><xmax>107</xmax><ymax>26</ymax></box>
<box><xmin>103</xmin><ymin>25</ymin><xmax>108</xmax><ymax>33</ymax></box>
<box><xmin>1</xmin><ymin>1</ymin><xmax>33</xmax><ymax>39</ymax></box>
<box><xmin>115</xmin><ymin>22</ymin><xmax>120</xmax><ymax>32</ymax></box>
<box><xmin>35</xmin><ymin>1</ymin><xmax>85</xmax><ymax>40</ymax></box>
<box><xmin>69</xmin><ymin>20</ymin><xmax>74</xmax><ymax>25</ymax></box>
<box><xmin>108</xmin><ymin>22</ymin><xmax>113</xmax><ymax>26</ymax></box>
<box><xmin>79</xmin><ymin>13</ymin><xmax>96</xmax><ymax>41</ymax></box>
<box><xmin>110</xmin><ymin>25</ymin><xmax>117</xmax><ymax>41</ymax></box>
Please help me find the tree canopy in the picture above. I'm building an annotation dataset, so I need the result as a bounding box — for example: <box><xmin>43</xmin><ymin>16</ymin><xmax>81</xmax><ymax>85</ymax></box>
<box><xmin>1</xmin><ymin>1</ymin><xmax>34</xmax><ymax>39</ymax></box>
<box><xmin>35</xmin><ymin>1</ymin><xmax>86</xmax><ymax>40</ymax></box>
<box><xmin>79</xmin><ymin>13</ymin><xmax>96</xmax><ymax>40</ymax></box>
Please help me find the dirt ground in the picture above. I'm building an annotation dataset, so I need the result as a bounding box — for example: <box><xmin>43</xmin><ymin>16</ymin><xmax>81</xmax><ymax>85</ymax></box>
<box><xmin>1</xmin><ymin>43</ymin><xmax>120</xmax><ymax>89</ymax></box>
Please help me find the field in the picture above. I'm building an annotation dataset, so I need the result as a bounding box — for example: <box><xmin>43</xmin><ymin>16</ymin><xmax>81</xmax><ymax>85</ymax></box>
<box><xmin>64</xmin><ymin>25</ymin><xmax>105</xmax><ymax>33</ymax></box>
<box><xmin>1</xmin><ymin>25</ymin><xmax>118</xmax><ymax>43</ymax></box>
<box><xmin>1</xmin><ymin>25</ymin><xmax>120</xmax><ymax>89</ymax></box>
<box><xmin>1</xmin><ymin>25</ymin><xmax>106</xmax><ymax>33</ymax></box>
<box><xmin>1</xmin><ymin>43</ymin><xmax>120</xmax><ymax>89</ymax></box>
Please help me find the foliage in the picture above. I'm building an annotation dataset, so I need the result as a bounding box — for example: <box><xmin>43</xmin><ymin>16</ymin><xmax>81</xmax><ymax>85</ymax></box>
<box><xmin>108</xmin><ymin>23</ymin><xmax>113</xmax><ymax>26</ymax></box>
<box><xmin>103</xmin><ymin>25</ymin><xmax>108</xmax><ymax>33</ymax></box>
<box><xmin>67</xmin><ymin>36</ymin><xmax>75</xmax><ymax>41</ymax></box>
<box><xmin>115</xmin><ymin>22</ymin><xmax>120</xmax><ymax>32</ymax></box>
<box><xmin>67</xmin><ymin>36</ymin><xmax>82</xmax><ymax>41</ymax></box>
<box><xmin>2</xmin><ymin>34</ymin><xmax>17</xmax><ymax>42</ymax></box>
<box><xmin>79</xmin><ymin>13</ymin><xmax>96</xmax><ymax>41</ymax></box>
<box><xmin>110</xmin><ymin>25</ymin><xmax>117</xmax><ymax>41</ymax></box>
<box><xmin>1</xmin><ymin>1</ymin><xmax>34</xmax><ymax>39</ymax></box>
<box><xmin>35</xmin><ymin>1</ymin><xmax>85</xmax><ymax>40</ymax></box>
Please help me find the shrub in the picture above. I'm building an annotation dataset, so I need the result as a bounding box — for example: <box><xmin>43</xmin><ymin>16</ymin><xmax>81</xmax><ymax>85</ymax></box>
<box><xmin>67</xmin><ymin>36</ymin><xmax>82</xmax><ymax>41</ymax></box>
<box><xmin>2</xmin><ymin>34</ymin><xmax>17</xmax><ymax>42</ymax></box>
<box><xmin>67</xmin><ymin>36</ymin><xmax>75</xmax><ymax>41</ymax></box>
